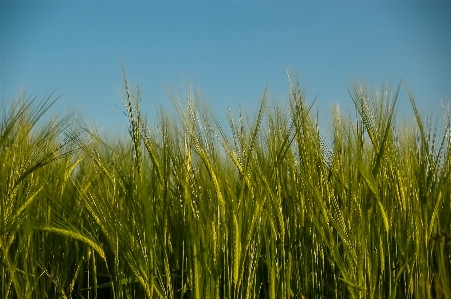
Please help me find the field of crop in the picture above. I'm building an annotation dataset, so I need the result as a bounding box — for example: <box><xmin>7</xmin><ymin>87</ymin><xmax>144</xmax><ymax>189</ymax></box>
<box><xmin>1</xmin><ymin>73</ymin><xmax>450</xmax><ymax>299</ymax></box>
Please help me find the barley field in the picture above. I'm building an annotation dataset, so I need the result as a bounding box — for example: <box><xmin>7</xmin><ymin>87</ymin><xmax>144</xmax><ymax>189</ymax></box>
<box><xmin>1</xmin><ymin>74</ymin><xmax>450</xmax><ymax>298</ymax></box>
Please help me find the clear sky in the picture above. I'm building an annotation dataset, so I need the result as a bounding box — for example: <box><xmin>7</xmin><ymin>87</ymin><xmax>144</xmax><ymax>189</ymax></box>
<box><xmin>1</xmin><ymin>1</ymin><xmax>450</xmax><ymax>135</ymax></box>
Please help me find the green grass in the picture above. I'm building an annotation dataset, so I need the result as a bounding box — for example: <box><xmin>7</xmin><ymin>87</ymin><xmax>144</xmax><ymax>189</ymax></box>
<box><xmin>1</xmin><ymin>74</ymin><xmax>450</xmax><ymax>298</ymax></box>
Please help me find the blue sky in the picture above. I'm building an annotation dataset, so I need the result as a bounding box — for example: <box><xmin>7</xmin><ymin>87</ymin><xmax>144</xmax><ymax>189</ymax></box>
<box><xmin>1</xmin><ymin>1</ymin><xmax>450</xmax><ymax>135</ymax></box>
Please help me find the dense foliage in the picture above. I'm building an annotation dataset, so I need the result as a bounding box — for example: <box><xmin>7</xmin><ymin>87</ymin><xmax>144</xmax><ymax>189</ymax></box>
<box><xmin>1</xmin><ymin>75</ymin><xmax>450</xmax><ymax>298</ymax></box>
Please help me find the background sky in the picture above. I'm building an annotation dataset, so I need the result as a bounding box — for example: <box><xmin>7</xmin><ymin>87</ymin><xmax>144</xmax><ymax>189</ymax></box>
<box><xmin>1</xmin><ymin>1</ymin><xmax>450</xmax><ymax>136</ymax></box>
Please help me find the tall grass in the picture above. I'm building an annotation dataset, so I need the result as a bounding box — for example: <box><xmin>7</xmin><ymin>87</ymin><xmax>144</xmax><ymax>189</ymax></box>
<box><xmin>1</xmin><ymin>75</ymin><xmax>450</xmax><ymax>298</ymax></box>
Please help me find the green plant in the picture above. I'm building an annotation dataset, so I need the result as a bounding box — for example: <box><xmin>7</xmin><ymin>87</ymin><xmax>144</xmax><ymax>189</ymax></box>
<box><xmin>1</xmin><ymin>74</ymin><xmax>449</xmax><ymax>298</ymax></box>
